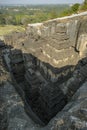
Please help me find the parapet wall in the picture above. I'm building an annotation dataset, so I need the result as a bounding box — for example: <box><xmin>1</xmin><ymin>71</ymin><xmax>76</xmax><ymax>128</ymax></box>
<box><xmin>26</xmin><ymin>12</ymin><xmax>87</xmax><ymax>53</ymax></box>
<box><xmin>4</xmin><ymin>12</ymin><xmax>87</xmax><ymax>68</ymax></box>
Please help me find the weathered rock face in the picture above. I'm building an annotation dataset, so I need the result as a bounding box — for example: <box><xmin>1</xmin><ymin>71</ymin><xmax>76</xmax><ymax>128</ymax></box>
<box><xmin>58</xmin><ymin>57</ymin><xmax>87</xmax><ymax>100</ymax></box>
<box><xmin>26</xmin><ymin>12</ymin><xmax>87</xmax><ymax>62</ymax></box>
<box><xmin>0</xmin><ymin>99</ymin><xmax>8</xmax><ymax>130</ymax></box>
<box><xmin>47</xmin><ymin>81</ymin><xmax>87</xmax><ymax>130</ymax></box>
<box><xmin>10</xmin><ymin>49</ymin><xmax>25</xmax><ymax>82</ymax></box>
<box><xmin>4</xmin><ymin>12</ymin><xmax>87</xmax><ymax>69</ymax></box>
<box><xmin>26</xmin><ymin>12</ymin><xmax>87</xmax><ymax>48</ymax></box>
<box><xmin>1</xmin><ymin>47</ymin><xmax>87</xmax><ymax>130</ymax></box>
<box><xmin>0</xmin><ymin>48</ymin><xmax>42</xmax><ymax>130</ymax></box>
<box><xmin>2</xmin><ymin>47</ymin><xmax>87</xmax><ymax>127</ymax></box>
<box><xmin>1</xmin><ymin>12</ymin><xmax>87</xmax><ymax>130</ymax></box>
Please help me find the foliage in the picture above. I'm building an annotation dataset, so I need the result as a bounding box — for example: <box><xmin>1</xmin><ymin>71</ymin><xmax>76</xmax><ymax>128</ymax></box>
<box><xmin>49</xmin><ymin>10</ymin><xmax>58</xmax><ymax>19</ymax></box>
<box><xmin>0</xmin><ymin>1</ymin><xmax>86</xmax><ymax>26</ymax></box>
<box><xmin>59</xmin><ymin>1</ymin><xmax>87</xmax><ymax>17</ymax></box>
<box><xmin>0</xmin><ymin>25</ymin><xmax>25</xmax><ymax>35</ymax></box>
<box><xmin>59</xmin><ymin>8</ymin><xmax>73</xmax><ymax>17</ymax></box>
<box><xmin>71</xmin><ymin>3</ymin><xmax>80</xmax><ymax>13</ymax></box>
<box><xmin>84</xmin><ymin>0</ymin><xmax>87</xmax><ymax>4</ymax></box>
<box><xmin>80</xmin><ymin>0</ymin><xmax>87</xmax><ymax>11</ymax></box>
<box><xmin>0</xmin><ymin>4</ymin><xmax>69</xmax><ymax>25</ymax></box>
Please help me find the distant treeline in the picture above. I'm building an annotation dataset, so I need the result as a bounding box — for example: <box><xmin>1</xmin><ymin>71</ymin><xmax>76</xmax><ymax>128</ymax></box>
<box><xmin>0</xmin><ymin>4</ymin><xmax>69</xmax><ymax>25</ymax></box>
<box><xmin>0</xmin><ymin>1</ymin><xmax>87</xmax><ymax>26</ymax></box>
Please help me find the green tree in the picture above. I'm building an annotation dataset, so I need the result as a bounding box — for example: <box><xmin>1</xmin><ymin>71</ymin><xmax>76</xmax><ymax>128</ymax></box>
<box><xmin>0</xmin><ymin>15</ymin><xmax>6</xmax><ymax>24</ymax></box>
<box><xmin>71</xmin><ymin>3</ymin><xmax>80</xmax><ymax>13</ymax></box>
<box><xmin>14</xmin><ymin>15</ymin><xmax>22</xmax><ymax>25</ymax></box>
<box><xmin>84</xmin><ymin>0</ymin><xmax>87</xmax><ymax>4</ymax></box>
<box><xmin>49</xmin><ymin>10</ymin><xmax>58</xmax><ymax>19</ymax></box>
<box><xmin>5</xmin><ymin>15</ymin><xmax>13</xmax><ymax>25</ymax></box>
<box><xmin>80</xmin><ymin>0</ymin><xmax>87</xmax><ymax>11</ymax></box>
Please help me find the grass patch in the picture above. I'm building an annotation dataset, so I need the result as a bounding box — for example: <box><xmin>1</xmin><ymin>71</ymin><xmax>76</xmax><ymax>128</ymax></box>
<box><xmin>0</xmin><ymin>25</ymin><xmax>25</xmax><ymax>36</ymax></box>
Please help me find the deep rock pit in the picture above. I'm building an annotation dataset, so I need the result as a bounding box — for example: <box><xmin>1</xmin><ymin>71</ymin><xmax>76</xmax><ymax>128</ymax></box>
<box><xmin>0</xmin><ymin>12</ymin><xmax>87</xmax><ymax>130</ymax></box>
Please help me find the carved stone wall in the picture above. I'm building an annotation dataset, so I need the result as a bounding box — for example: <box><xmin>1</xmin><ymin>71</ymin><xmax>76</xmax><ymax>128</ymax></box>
<box><xmin>4</xmin><ymin>12</ymin><xmax>87</xmax><ymax>68</ymax></box>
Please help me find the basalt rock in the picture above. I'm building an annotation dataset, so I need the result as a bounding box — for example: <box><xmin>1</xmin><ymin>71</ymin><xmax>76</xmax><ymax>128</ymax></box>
<box><xmin>4</xmin><ymin>12</ymin><xmax>87</xmax><ymax>68</ymax></box>
<box><xmin>0</xmin><ymin>99</ymin><xmax>8</xmax><ymax>130</ymax></box>
<box><xmin>48</xmin><ymin>82</ymin><xmax>87</xmax><ymax>130</ymax></box>
<box><xmin>0</xmin><ymin>12</ymin><xmax>87</xmax><ymax>130</ymax></box>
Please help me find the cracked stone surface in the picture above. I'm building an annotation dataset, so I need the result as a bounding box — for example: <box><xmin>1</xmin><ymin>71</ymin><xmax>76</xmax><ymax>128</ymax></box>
<box><xmin>1</xmin><ymin>12</ymin><xmax>87</xmax><ymax>130</ymax></box>
<box><xmin>1</xmin><ymin>64</ymin><xmax>87</xmax><ymax>130</ymax></box>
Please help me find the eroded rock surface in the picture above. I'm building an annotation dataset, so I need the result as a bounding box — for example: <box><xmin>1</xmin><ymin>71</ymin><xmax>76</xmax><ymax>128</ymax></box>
<box><xmin>4</xmin><ymin>12</ymin><xmax>87</xmax><ymax>68</ymax></box>
<box><xmin>0</xmin><ymin>99</ymin><xmax>8</xmax><ymax>130</ymax></box>
<box><xmin>0</xmin><ymin>49</ymin><xmax>42</xmax><ymax>130</ymax></box>
<box><xmin>1</xmin><ymin>46</ymin><xmax>87</xmax><ymax>130</ymax></box>
<box><xmin>47</xmin><ymin>82</ymin><xmax>87</xmax><ymax>130</ymax></box>
<box><xmin>0</xmin><ymin>12</ymin><xmax>87</xmax><ymax>130</ymax></box>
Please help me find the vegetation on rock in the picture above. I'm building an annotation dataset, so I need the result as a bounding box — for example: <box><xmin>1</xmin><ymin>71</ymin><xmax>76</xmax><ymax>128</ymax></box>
<box><xmin>0</xmin><ymin>1</ymin><xmax>87</xmax><ymax>35</ymax></box>
<box><xmin>0</xmin><ymin>25</ymin><xmax>25</xmax><ymax>36</ymax></box>
<box><xmin>0</xmin><ymin>5</ymin><xmax>69</xmax><ymax>26</ymax></box>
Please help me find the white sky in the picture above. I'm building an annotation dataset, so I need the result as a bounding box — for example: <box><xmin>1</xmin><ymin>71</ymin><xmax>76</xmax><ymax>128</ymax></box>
<box><xmin>0</xmin><ymin>0</ymin><xmax>83</xmax><ymax>4</ymax></box>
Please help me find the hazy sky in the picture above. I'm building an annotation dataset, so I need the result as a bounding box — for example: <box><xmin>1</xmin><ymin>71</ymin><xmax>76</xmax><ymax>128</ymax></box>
<box><xmin>0</xmin><ymin>0</ymin><xmax>84</xmax><ymax>5</ymax></box>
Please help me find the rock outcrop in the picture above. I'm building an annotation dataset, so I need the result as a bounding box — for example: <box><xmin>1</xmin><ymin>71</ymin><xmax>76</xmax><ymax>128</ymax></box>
<box><xmin>47</xmin><ymin>81</ymin><xmax>87</xmax><ymax>130</ymax></box>
<box><xmin>4</xmin><ymin>12</ymin><xmax>87</xmax><ymax>68</ymax></box>
<box><xmin>1</xmin><ymin>47</ymin><xmax>87</xmax><ymax>130</ymax></box>
<box><xmin>0</xmin><ymin>12</ymin><xmax>87</xmax><ymax>130</ymax></box>
<box><xmin>0</xmin><ymin>99</ymin><xmax>8</xmax><ymax>130</ymax></box>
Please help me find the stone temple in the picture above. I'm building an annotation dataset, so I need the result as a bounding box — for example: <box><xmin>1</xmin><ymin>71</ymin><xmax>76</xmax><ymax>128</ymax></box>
<box><xmin>0</xmin><ymin>12</ymin><xmax>87</xmax><ymax>130</ymax></box>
